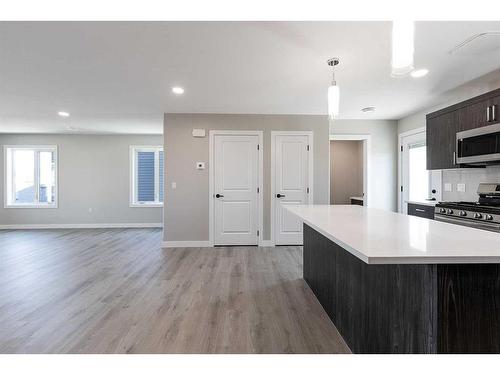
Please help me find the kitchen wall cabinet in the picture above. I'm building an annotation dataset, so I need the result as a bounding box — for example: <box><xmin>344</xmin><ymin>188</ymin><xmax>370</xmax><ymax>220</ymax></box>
<box><xmin>426</xmin><ymin>88</ymin><xmax>500</xmax><ymax>170</ymax></box>
<box><xmin>427</xmin><ymin>111</ymin><xmax>459</xmax><ymax>170</ymax></box>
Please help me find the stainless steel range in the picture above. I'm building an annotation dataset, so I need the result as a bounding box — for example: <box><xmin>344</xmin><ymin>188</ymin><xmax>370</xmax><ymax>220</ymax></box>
<box><xmin>435</xmin><ymin>183</ymin><xmax>500</xmax><ymax>233</ymax></box>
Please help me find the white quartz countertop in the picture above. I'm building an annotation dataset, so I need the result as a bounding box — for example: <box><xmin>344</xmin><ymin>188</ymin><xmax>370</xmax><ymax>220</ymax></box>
<box><xmin>286</xmin><ymin>205</ymin><xmax>500</xmax><ymax>265</ymax></box>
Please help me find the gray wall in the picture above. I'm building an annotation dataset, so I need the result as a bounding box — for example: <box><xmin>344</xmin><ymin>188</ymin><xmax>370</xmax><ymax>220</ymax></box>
<box><xmin>0</xmin><ymin>134</ymin><xmax>163</xmax><ymax>225</ymax></box>
<box><xmin>329</xmin><ymin>119</ymin><xmax>398</xmax><ymax>212</ymax></box>
<box><xmin>163</xmin><ymin>113</ymin><xmax>330</xmax><ymax>242</ymax></box>
<box><xmin>330</xmin><ymin>140</ymin><xmax>363</xmax><ymax>204</ymax></box>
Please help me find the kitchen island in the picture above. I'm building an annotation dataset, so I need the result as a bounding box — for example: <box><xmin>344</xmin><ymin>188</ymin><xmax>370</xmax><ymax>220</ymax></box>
<box><xmin>287</xmin><ymin>205</ymin><xmax>500</xmax><ymax>354</ymax></box>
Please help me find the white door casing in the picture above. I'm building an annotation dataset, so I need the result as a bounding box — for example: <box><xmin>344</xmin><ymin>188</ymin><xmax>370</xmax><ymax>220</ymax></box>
<box><xmin>271</xmin><ymin>132</ymin><xmax>313</xmax><ymax>245</ymax></box>
<box><xmin>399</xmin><ymin>129</ymin><xmax>442</xmax><ymax>213</ymax></box>
<box><xmin>212</xmin><ymin>133</ymin><xmax>261</xmax><ymax>246</ymax></box>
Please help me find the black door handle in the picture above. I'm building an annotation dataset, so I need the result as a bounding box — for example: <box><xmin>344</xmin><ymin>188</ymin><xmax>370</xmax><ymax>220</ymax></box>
<box><xmin>215</xmin><ymin>194</ymin><xmax>224</xmax><ymax>198</ymax></box>
<box><xmin>276</xmin><ymin>194</ymin><xmax>285</xmax><ymax>198</ymax></box>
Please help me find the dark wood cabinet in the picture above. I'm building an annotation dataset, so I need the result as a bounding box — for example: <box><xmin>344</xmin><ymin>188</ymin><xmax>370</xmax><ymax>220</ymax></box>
<box><xmin>458</xmin><ymin>98</ymin><xmax>491</xmax><ymax>131</ymax></box>
<box><xmin>426</xmin><ymin>111</ymin><xmax>459</xmax><ymax>170</ymax></box>
<box><xmin>408</xmin><ymin>203</ymin><xmax>435</xmax><ymax>219</ymax></box>
<box><xmin>426</xmin><ymin>88</ymin><xmax>500</xmax><ymax>170</ymax></box>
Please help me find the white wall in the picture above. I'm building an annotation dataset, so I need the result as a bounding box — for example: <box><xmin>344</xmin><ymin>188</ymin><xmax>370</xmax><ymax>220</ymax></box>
<box><xmin>329</xmin><ymin>120</ymin><xmax>398</xmax><ymax>212</ymax></box>
<box><xmin>0</xmin><ymin>134</ymin><xmax>163</xmax><ymax>226</ymax></box>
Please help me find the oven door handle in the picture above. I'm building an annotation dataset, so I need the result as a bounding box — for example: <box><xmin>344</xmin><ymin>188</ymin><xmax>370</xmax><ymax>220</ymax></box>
<box><xmin>435</xmin><ymin>214</ymin><xmax>500</xmax><ymax>232</ymax></box>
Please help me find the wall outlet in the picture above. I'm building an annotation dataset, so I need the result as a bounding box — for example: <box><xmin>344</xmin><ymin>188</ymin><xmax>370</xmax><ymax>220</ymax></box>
<box><xmin>192</xmin><ymin>128</ymin><xmax>206</xmax><ymax>137</ymax></box>
<box><xmin>196</xmin><ymin>162</ymin><xmax>205</xmax><ymax>170</ymax></box>
<box><xmin>88</xmin><ymin>207</ymin><xmax>93</xmax><ymax>213</ymax></box>
<box><xmin>457</xmin><ymin>183</ymin><xmax>466</xmax><ymax>192</ymax></box>
<box><xmin>171</xmin><ymin>182</ymin><xmax>177</xmax><ymax>189</ymax></box>
<box><xmin>444</xmin><ymin>183</ymin><xmax>452</xmax><ymax>192</ymax></box>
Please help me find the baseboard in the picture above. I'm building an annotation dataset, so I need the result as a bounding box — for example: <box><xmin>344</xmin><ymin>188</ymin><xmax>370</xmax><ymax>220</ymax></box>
<box><xmin>161</xmin><ymin>241</ymin><xmax>213</xmax><ymax>248</ymax></box>
<box><xmin>260</xmin><ymin>240</ymin><xmax>275</xmax><ymax>247</ymax></box>
<box><xmin>0</xmin><ymin>223</ymin><xmax>163</xmax><ymax>230</ymax></box>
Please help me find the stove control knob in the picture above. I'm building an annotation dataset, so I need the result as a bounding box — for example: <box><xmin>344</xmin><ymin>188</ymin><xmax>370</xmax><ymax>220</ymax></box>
<box><xmin>459</xmin><ymin>211</ymin><xmax>467</xmax><ymax>217</ymax></box>
<box><xmin>474</xmin><ymin>213</ymin><xmax>483</xmax><ymax>219</ymax></box>
<box><xmin>485</xmin><ymin>214</ymin><xmax>494</xmax><ymax>221</ymax></box>
<box><xmin>447</xmin><ymin>209</ymin><xmax>454</xmax><ymax>214</ymax></box>
<box><xmin>439</xmin><ymin>208</ymin><xmax>446</xmax><ymax>214</ymax></box>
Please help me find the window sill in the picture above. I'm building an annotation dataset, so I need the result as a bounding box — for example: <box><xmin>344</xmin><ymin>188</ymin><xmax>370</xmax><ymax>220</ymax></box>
<box><xmin>4</xmin><ymin>203</ymin><xmax>58</xmax><ymax>209</ymax></box>
<box><xmin>130</xmin><ymin>203</ymin><xmax>163</xmax><ymax>208</ymax></box>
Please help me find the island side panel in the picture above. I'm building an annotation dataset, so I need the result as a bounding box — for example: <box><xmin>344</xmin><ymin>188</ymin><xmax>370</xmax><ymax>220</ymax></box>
<box><xmin>438</xmin><ymin>264</ymin><xmax>500</xmax><ymax>353</ymax></box>
<box><xmin>303</xmin><ymin>224</ymin><xmax>438</xmax><ymax>353</ymax></box>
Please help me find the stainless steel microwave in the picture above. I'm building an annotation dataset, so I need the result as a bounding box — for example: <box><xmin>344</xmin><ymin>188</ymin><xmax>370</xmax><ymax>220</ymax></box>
<box><xmin>456</xmin><ymin>122</ymin><xmax>500</xmax><ymax>164</ymax></box>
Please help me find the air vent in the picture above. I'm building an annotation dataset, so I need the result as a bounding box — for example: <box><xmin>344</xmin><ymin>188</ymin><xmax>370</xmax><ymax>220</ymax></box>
<box><xmin>449</xmin><ymin>32</ymin><xmax>500</xmax><ymax>55</ymax></box>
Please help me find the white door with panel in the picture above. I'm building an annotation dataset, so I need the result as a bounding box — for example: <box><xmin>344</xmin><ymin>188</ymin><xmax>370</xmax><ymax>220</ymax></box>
<box><xmin>273</xmin><ymin>133</ymin><xmax>312</xmax><ymax>245</ymax></box>
<box><xmin>214</xmin><ymin>134</ymin><xmax>259</xmax><ymax>245</ymax></box>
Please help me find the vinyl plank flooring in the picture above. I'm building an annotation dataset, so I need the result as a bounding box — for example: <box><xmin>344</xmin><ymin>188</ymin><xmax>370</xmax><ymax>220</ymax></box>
<box><xmin>0</xmin><ymin>229</ymin><xmax>350</xmax><ymax>354</ymax></box>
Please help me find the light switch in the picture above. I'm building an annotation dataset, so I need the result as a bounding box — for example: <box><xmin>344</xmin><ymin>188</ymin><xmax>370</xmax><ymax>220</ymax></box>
<box><xmin>457</xmin><ymin>183</ymin><xmax>466</xmax><ymax>192</ymax></box>
<box><xmin>196</xmin><ymin>162</ymin><xmax>205</xmax><ymax>170</ymax></box>
<box><xmin>444</xmin><ymin>183</ymin><xmax>452</xmax><ymax>192</ymax></box>
<box><xmin>171</xmin><ymin>182</ymin><xmax>177</xmax><ymax>189</ymax></box>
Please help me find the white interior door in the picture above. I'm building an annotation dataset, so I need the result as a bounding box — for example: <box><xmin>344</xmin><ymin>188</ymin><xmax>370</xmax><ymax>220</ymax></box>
<box><xmin>400</xmin><ymin>131</ymin><xmax>442</xmax><ymax>213</ymax></box>
<box><xmin>214</xmin><ymin>134</ymin><xmax>259</xmax><ymax>245</ymax></box>
<box><xmin>273</xmin><ymin>133</ymin><xmax>312</xmax><ymax>245</ymax></box>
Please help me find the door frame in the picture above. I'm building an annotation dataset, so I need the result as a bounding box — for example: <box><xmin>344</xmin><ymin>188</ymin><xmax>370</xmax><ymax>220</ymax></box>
<box><xmin>398</xmin><ymin>126</ymin><xmax>442</xmax><ymax>213</ymax></box>
<box><xmin>329</xmin><ymin>134</ymin><xmax>371</xmax><ymax>207</ymax></box>
<box><xmin>208</xmin><ymin>130</ymin><xmax>264</xmax><ymax>247</ymax></box>
<box><xmin>270</xmin><ymin>131</ymin><xmax>314</xmax><ymax>246</ymax></box>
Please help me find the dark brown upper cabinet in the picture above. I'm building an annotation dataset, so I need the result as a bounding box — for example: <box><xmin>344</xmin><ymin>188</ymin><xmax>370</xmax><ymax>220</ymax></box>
<box><xmin>427</xmin><ymin>111</ymin><xmax>460</xmax><ymax>170</ymax></box>
<box><xmin>458</xmin><ymin>98</ymin><xmax>490</xmax><ymax>131</ymax></box>
<box><xmin>426</xmin><ymin>88</ymin><xmax>500</xmax><ymax>170</ymax></box>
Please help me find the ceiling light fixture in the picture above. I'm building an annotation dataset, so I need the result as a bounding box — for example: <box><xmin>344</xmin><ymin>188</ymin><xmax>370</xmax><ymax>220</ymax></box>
<box><xmin>361</xmin><ymin>107</ymin><xmax>376</xmax><ymax>113</ymax></box>
<box><xmin>410</xmin><ymin>68</ymin><xmax>429</xmax><ymax>78</ymax></box>
<box><xmin>327</xmin><ymin>58</ymin><xmax>340</xmax><ymax>120</ymax></box>
<box><xmin>58</xmin><ymin>111</ymin><xmax>70</xmax><ymax>117</ymax></box>
<box><xmin>391</xmin><ymin>20</ymin><xmax>415</xmax><ymax>77</ymax></box>
<box><xmin>172</xmin><ymin>87</ymin><xmax>184</xmax><ymax>95</ymax></box>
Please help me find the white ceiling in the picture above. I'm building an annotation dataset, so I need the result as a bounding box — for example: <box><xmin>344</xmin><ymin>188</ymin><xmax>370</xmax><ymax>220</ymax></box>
<box><xmin>1</xmin><ymin>21</ymin><xmax>500</xmax><ymax>134</ymax></box>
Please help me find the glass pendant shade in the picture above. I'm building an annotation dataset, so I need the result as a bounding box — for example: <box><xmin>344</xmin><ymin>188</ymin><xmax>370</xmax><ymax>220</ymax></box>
<box><xmin>328</xmin><ymin>84</ymin><xmax>340</xmax><ymax>119</ymax></box>
<box><xmin>391</xmin><ymin>20</ymin><xmax>414</xmax><ymax>76</ymax></box>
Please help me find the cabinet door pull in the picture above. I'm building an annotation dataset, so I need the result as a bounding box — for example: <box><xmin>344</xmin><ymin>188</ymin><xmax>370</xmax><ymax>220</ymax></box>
<box><xmin>487</xmin><ymin>106</ymin><xmax>491</xmax><ymax>122</ymax></box>
<box><xmin>415</xmin><ymin>208</ymin><xmax>426</xmax><ymax>213</ymax></box>
<box><xmin>493</xmin><ymin>105</ymin><xmax>497</xmax><ymax>122</ymax></box>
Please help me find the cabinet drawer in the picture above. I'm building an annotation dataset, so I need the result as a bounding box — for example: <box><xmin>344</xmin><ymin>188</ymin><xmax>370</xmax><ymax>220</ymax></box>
<box><xmin>408</xmin><ymin>203</ymin><xmax>434</xmax><ymax>220</ymax></box>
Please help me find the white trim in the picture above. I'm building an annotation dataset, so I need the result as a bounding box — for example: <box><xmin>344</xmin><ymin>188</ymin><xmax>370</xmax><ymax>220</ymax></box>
<box><xmin>398</xmin><ymin>127</ymin><xmax>425</xmax><ymax>213</ymax></box>
<box><xmin>4</xmin><ymin>145</ymin><xmax>59</xmax><ymax>209</ymax></box>
<box><xmin>129</xmin><ymin>145</ymin><xmax>164</xmax><ymax>208</ymax></box>
<box><xmin>397</xmin><ymin>127</ymin><xmax>442</xmax><ymax>213</ymax></box>
<box><xmin>329</xmin><ymin>134</ymin><xmax>371</xmax><ymax>208</ymax></box>
<box><xmin>0</xmin><ymin>223</ymin><xmax>163</xmax><ymax>230</ymax></box>
<box><xmin>271</xmin><ymin>131</ymin><xmax>314</xmax><ymax>246</ymax></box>
<box><xmin>161</xmin><ymin>240</ymin><xmax>212</xmax><ymax>248</ymax></box>
<box><xmin>208</xmin><ymin>130</ymin><xmax>264</xmax><ymax>247</ymax></box>
<box><xmin>260</xmin><ymin>240</ymin><xmax>275</xmax><ymax>247</ymax></box>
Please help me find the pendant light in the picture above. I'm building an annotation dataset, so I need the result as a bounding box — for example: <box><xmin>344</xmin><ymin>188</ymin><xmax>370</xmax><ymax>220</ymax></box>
<box><xmin>327</xmin><ymin>58</ymin><xmax>340</xmax><ymax>119</ymax></box>
<box><xmin>391</xmin><ymin>20</ymin><xmax>414</xmax><ymax>76</ymax></box>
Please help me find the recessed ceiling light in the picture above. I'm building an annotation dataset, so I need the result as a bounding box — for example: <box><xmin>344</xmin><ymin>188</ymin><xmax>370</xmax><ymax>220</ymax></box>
<box><xmin>58</xmin><ymin>111</ymin><xmax>70</xmax><ymax>117</ymax></box>
<box><xmin>410</xmin><ymin>69</ymin><xmax>429</xmax><ymax>78</ymax></box>
<box><xmin>361</xmin><ymin>106</ymin><xmax>376</xmax><ymax>113</ymax></box>
<box><xmin>172</xmin><ymin>87</ymin><xmax>184</xmax><ymax>95</ymax></box>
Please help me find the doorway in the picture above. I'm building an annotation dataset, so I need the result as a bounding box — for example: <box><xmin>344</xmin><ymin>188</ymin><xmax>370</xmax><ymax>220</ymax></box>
<box><xmin>399</xmin><ymin>128</ymin><xmax>442</xmax><ymax>213</ymax></box>
<box><xmin>329</xmin><ymin>134</ymin><xmax>370</xmax><ymax>207</ymax></box>
<box><xmin>271</xmin><ymin>131</ymin><xmax>313</xmax><ymax>246</ymax></box>
<box><xmin>209</xmin><ymin>131</ymin><xmax>263</xmax><ymax>246</ymax></box>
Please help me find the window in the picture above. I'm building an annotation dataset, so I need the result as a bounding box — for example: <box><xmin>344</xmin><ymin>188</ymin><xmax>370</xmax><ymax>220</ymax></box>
<box><xmin>4</xmin><ymin>146</ymin><xmax>58</xmax><ymax>208</ymax></box>
<box><xmin>130</xmin><ymin>146</ymin><xmax>164</xmax><ymax>207</ymax></box>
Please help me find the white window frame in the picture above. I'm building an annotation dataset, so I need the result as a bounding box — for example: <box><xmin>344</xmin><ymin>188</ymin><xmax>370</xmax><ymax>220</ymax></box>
<box><xmin>130</xmin><ymin>145</ymin><xmax>164</xmax><ymax>208</ymax></box>
<box><xmin>3</xmin><ymin>145</ymin><xmax>58</xmax><ymax>209</ymax></box>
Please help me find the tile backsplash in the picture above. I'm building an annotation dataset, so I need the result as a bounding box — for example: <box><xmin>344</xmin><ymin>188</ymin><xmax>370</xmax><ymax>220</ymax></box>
<box><xmin>442</xmin><ymin>166</ymin><xmax>500</xmax><ymax>201</ymax></box>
